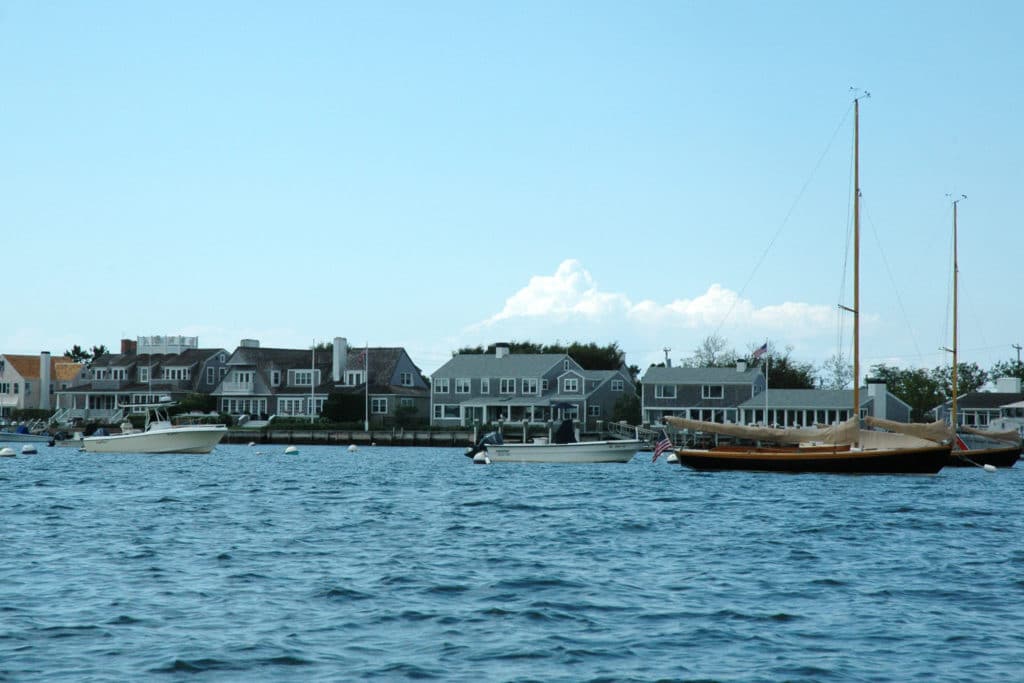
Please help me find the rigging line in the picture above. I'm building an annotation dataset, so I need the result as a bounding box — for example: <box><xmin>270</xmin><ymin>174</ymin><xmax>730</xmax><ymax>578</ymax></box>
<box><xmin>710</xmin><ymin>102</ymin><xmax>854</xmax><ymax>339</ymax></box>
<box><xmin>835</xmin><ymin>119</ymin><xmax>856</xmax><ymax>375</ymax></box>
<box><xmin>859</xmin><ymin>196</ymin><xmax>925</xmax><ymax>362</ymax></box>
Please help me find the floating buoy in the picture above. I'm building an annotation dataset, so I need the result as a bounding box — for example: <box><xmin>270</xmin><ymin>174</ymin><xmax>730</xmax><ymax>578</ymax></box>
<box><xmin>667</xmin><ymin>453</ymin><xmax>679</xmax><ymax>464</ymax></box>
<box><xmin>984</xmin><ymin>464</ymin><xmax>997</xmax><ymax>473</ymax></box>
<box><xmin>21</xmin><ymin>445</ymin><xmax>38</xmax><ymax>455</ymax></box>
<box><xmin>248</xmin><ymin>442</ymin><xmax>256</xmax><ymax>447</ymax></box>
<box><xmin>347</xmin><ymin>444</ymin><xmax>358</xmax><ymax>452</ymax></box>
<box><xmin>0</xmin><ymin>447</ymin><xmax>16</xmax><ymax>458</ymax></box>
<box><xmin>472</xmin><ymin>452</ymin><xmax>490</xmax><ymax>465</ymax></box>
<box><xmin>284</xmin><ymin>446</ymin><xmax>299</xmax><ymax>455</ymax></box>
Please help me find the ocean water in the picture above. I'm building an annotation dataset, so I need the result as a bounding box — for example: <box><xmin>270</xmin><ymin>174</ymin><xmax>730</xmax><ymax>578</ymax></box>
<box><xmin>1</xmin><ymin>444</ymin><xmax>1022</xmax><ymax>682</ymax></box>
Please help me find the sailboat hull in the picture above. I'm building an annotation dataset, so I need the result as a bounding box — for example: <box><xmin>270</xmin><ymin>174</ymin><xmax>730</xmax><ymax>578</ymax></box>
<box><xmin>947</xmin><ymin>445</ymin><xmax>1020</xmax><ymax>468</ymax></box>
<box><xmin>674</xmin><ymin>444</ymin><xmax>950</xmax><ymax>474</ymax></box>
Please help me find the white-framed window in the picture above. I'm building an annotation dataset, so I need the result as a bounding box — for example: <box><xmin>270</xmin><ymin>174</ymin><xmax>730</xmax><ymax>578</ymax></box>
<box><xmin>702</xmin><ymin>385</ymin><xmax>724</xmax><ymax>400</ymax></box>
<box><xmin>481</xmin><ymin>378</ymin><xmax>490</xmax><ymax>394</ymax></box>
<box><xmin>111</xmin><ymin>368</ymin><xmax>127</xmax><ymax>380</ymax></box>
<box><xmin>371</xmin><ymin>397</ymin><xmax>388</xmax><ymax>414</ymax></box>
<box><xmin>139</xmin><ymin>367</ymin><xmax>149</xmax><ymax>382</ymax></box>
<box><xmin>563</xmin><ymin>378</ymin><xmax>579</xmax><ymax>393</ymax></box>
<box><xmin>234</xmin><ymin>370</ymin><xmax>253</xmax><ymax>384</ymax></box>
<box><xmin>433</xmin><ymin>403</ymin><xmax>460</xmax><ymax>419</ymax></box>
<box><xmin>291</xmin><ymin>370</ymin><xmax>318</xmax><ymax>386</ymax></box>
<box><xmin>400</xmin><ymin>397</ymin><xmax>415</xmax><ymax>407</ymax></box>
<box><xmin>345</xmin><ymin>370</ymin><xmax>364</xmax><ymax>386</ymax></box>
<box><xmin>563</xmin><ymin>360</ymin><xmax>571</xmax><ymax>371</ymax></box>
<box><xmin>611</xmin><ymin>379</ymin><xmax>624</xmax><ymax>392</ymax></box>
<box><xmin>400</xmin><ymin>372</ymin><xmax>413</xmax><ymax>386</ymax></box>
<box><xmin>219</xmin><ymin>353</ymin><xmax>226</xmax><ymax>363</ymax></box>
<box><xmin>271</xmin><ymin>370</ymin><xmax>281</xmax><ymax>387</ymax></box>
<box><xmin>455</xmin><ymin>378</ymin><xmax>471</xmax><ymax>394</ymax></box>
<box><xmin>434</xmin><ymin>378</ymin><xmax>450</xmax><ymax>393</ymax></box>
<box><xmin>588</xmin><ymin>405</ymin><xmax>601</xmax><ymax>416</ymax></box>
<box><xmin>206</xmin><ymin>367</ymin><xmax>215</xmax><ymax>384</ymax></box>
<box><xmin>500</xmin><ymin>378</ymin><xmax>515</xmax><ymax>394</ymax></box>
<box><xmin>522</xmin><ymin>378</ymin><xmax>538</xmax><ymax>395</ymax></box>
<box><xmin>541</xmin><ymin>379</ymin><xmax>549</xmax><ymax>392</ymax></box>
<box><xmin>560</xmin><ymin>405</ymin><xmax>579</xmax><ymax>419</ymax></box>
<box><xmin>655</xmin><ymin>384</ymin><xmax>676</xmax><ymax>399</ymax></box>
<box><xmin>279</xmin><ymin>397</ymin><xmax>307</xmax><ymax>415</ymax></box>
<box><xmin>163</xmin><ymin>368</ymin><xmax>191</xmax><ymax>381</ymax></box>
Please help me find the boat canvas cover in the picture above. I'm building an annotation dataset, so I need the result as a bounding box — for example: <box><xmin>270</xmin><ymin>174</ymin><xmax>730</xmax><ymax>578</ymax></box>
<box><xmin>864</xmin><ymin>416</ymin><xmax>953</xmax><ymax>443</ymax></box>
<box><xmin>665</xmin><ymin>416</ymin><xmax>941</xmax><ymax>450</ymax></box>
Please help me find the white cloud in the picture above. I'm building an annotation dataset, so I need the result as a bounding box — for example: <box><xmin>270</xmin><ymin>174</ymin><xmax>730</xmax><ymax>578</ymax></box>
<box><xmin>472</xmin><ymin>259</ymin><xmax>838</xmax><ymax>339</ymax></box>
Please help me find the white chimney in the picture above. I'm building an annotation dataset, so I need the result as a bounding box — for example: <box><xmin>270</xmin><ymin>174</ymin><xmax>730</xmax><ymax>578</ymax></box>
<box><xmin>866</xmin><ymin>380</ymin><xmax>887</xmax><ymax>420</ymax></box>
<box><xmin>333</xmin><ymin>337</ymin><xmax>348</xmax><ymax>382</ymax></box>
<box><xmin>495</xmin><ymin>343</ymin><xmax>509</xmax><ymax>359</ymax></box>
<box><xmin>39</xmin><ymin>351</ymin><xmax>51</xmax><ymax>410</ymax></box>
<box><xmin>736</xmin><ymin>360</ymin><xmax>747</xmax><ymax>372</ymax></box>
<box><xmin>996</xmin><ymin>376</ymin><xmax>1022</xmax><ymax>393</ymax></box>
<box><xmin>240</xmin><ymin>339</ymin><xmax>260</xmax><ymax>349</ymax></box>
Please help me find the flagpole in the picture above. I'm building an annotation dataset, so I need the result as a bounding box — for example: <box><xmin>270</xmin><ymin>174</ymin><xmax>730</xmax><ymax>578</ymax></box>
<box><xmin>310</xmin><ymin>340</ymin><xmax>315</xmax><ymax>424</ymax></box>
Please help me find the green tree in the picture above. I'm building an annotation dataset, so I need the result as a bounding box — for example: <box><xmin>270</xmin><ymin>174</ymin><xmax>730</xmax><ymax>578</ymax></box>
<box><xmin>931</xmin><ymin>362</ymin><xmax>988</xmax><ymax>398</ymax></box>
<box><xmin>321</xmin><ymin>392</ymin><xmax>365</xmax><ymax>423</ymax></box>
<box><xmin>90</xmin><ymin>344</ymin><xmax>109</xmax><ymax>360</ymax></box>
<box><xmin>989</xmin><ymin>359</ymin><xmax>1024</xmax><ymax>383</ymax></box>
<box><xmin>870</xmin><ymin>363</ymin><xmax>945</xmax><ymax>422</ymax></box>
<box><xmin>819</xmin><ymin>352</ymin><xmax>853</xmax><ymax>390</ymax></box>
<box><xmin>176</xmin><ymin>393</ymin><xmax>217</xmax><ymax>414</ymax></box>
<box><xmin>454</xmin><ymin>340</ymin><xmax>627</xmax><ymax>371</ymax></box>
<box><xmin>761</xmin><ymin>346</ymin><xmax>816</xmax><ymax>389</ymax></box>
<box><xmin>65</xmin><ymin>345</ymin><xmax>91</xmax><ymax>362</ymax></box>
<box><xmin>611</xmin><ymin>393</ymin><xmax>641</xmax><ymax>424</ymax></box>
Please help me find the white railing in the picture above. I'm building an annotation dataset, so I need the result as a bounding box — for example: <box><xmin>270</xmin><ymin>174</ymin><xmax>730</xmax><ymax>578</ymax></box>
<box><xmin>221</xmin><ymin>381</ymin><xmax>254</xmax><ymax>394</ymax></box>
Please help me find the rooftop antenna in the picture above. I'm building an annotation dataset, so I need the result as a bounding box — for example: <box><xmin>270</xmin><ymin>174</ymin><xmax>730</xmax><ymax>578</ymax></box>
<box><xmin>1013</xmin><ymin>344</ymin><xmax>1022</xmax><ymax>365</ymax></box>
<box><xmin>663</xmin><ymin>347</ymin><xmax>672</xmax><ymax>367</ymax></box>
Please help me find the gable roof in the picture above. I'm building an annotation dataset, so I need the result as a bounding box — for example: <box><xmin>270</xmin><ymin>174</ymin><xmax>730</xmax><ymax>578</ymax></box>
<box><xmin>2</xmin><ymin>354</ymin><xmax>77</xmax><ymax>380</ymax></box>
<box><xmin>738</xmin><ymin>389</ymin><xmax>869</xmax><ymax>410</ymax></box>
<box><xmin>642</xmin><ymin>365</ymin><xmax>762</xmax><ymax>385</ymax></box>
<box><xmin>936</xmin><ymin>392</ymin><xmax>1024</xmax><ymax>411</ymax></box>
<box><xmin>433</xmin><ymin>353</ymin><xmax>568</xmax><ymax>378</ymax></box>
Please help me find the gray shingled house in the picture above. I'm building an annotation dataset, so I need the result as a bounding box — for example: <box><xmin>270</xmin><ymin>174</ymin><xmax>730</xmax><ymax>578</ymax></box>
<box><xmin>54</xmin><ymin>336</ymin><xmax>229</xmax><ymax>423</ymax></box>
<box><xmin>429</xmin><ymin>343</ymin><xmax>635</xmax><ymax>432</ymax></box>
<box><xmin>641</xmin><ymin>362</ymin><xmax>910</xmax><ymax>426</ymax></box>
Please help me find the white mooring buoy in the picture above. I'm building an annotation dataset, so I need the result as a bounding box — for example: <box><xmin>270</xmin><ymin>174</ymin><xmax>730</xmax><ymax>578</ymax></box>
<box><xmin>248</xmin><ymin>441</ymin><xmax>256</xmax><ymax>447</ymax></box>
<box><xmin>983</xmin><ymin>464</ymin><xmax>997</xmax><ymax>473</ymax></box>
<box><xmin>284</xmin><ymin>445</ymin><xmax>299</xmax><ymax>455</ymax></box>
<box><xmin>21</xmin><ymin>444</ymin><xmax>38</xmax><ymax>455</ymax></box>
<box><xmin>0</xmin><ymin>447</ymin><xmax>16</xmax><ymax>458</ymax></box>
<box><xmin>347</xmin><ymin>444</ymin><xmax>358</xmax><ymax>453</ymax></box>
<box><xmin>472</xmin><ymin>452</ymin><xmax>490</xmax><ymax>465</ymax></box>
<box><xmin>667</xmin><ymin>452</ymin><xmax>679</xmax><ymax>464</ymax></box>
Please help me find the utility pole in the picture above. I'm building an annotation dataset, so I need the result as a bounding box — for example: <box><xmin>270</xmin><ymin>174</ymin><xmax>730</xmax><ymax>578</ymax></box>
<box><xmin>1013</xmin><ymin>343</ymin><xmax>1022</xmax><ymax>365</ymax></box>
<box><xmin>663</xmin><ymin>347</ymin><xmax>672</xmax><ymax>367</ymax></box>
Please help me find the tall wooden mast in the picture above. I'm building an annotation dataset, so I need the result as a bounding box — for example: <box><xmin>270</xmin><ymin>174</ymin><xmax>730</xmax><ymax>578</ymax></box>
<box><xmin>951</xmin><ymin>197</ymin><xmax>961</xmax><ymax>428</ymax></box>
<box><xmin>853</xmin><ymin>97</ymin><xmax>860</xmax><ymax>429</ymax></box>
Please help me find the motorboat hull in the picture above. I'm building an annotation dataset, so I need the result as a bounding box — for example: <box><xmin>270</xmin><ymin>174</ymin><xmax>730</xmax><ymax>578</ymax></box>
<box><xmin>0</xmin><ymin>431</ymin><xmax>53</xmax><ymax>444</ymax></box>
<box><xmin>483</xmin><ymin>440</ymin><xmax>640</xmax><ymax>464</ymax></box>
<box><xmin>81</xmin><ymin>426</ymin><xmax>227</xmax><ymax>454</ymax></box>
<box><xmin>674</xmin><ymin>443</ymin><xmax>950</xmax><ymax>474</ymax></box>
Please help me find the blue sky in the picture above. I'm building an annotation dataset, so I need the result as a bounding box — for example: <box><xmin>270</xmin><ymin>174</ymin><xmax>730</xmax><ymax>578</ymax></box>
<box><xmin>3</xmin><ymin>1</ymin><xmax>1022</xmax><ymax>379</ymax></box>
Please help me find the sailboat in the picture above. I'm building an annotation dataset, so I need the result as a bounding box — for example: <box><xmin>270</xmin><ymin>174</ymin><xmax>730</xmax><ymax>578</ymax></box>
<box><xmin>666</xmin><ymin>96</ymin><xmax>951</xmax><ymax>473</ymax></box>
<box><xmin>940</xmin><ymin>199</ymin><xmax>1021</xmax><ymax>468</ymax></box>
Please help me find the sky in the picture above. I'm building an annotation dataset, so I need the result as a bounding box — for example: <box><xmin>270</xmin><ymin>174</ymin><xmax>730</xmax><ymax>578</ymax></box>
<box><xmin>3</xmin><ymin>1</ymin><xmax>1023</xmax><ymax>380</ymax></box>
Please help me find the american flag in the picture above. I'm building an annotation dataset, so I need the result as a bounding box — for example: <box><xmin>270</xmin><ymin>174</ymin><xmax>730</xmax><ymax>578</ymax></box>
<box><xmin>752</xmin><ymin>341</ymin><xmax>768</xmax><ymax>361</ymax></box>
<box><xmin>652</xmin><ymin>430</ymin><xmax>673</xmax><ymax>462</ymax></box>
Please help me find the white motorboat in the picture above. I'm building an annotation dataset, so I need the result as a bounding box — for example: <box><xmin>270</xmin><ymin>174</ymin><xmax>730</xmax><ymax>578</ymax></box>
<box><xmin>466</xmin><ymin>419</ymin><xmax>639</xmax><ymax>464</ymax></box>
<box><xmin>81</xmin><ymin>399</ymin><xmax>227</xmax><ymax>454</ymax></box>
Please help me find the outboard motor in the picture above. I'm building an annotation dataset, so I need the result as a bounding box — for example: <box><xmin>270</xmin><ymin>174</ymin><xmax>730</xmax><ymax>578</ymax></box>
<box><xmin>552</xmin><ymin>419</ymin><xmax>578</xmax><ymax>444</ymax></box>
<box><xmin>465</xmin><ymin>430</ymin><xmax>503</xmax><ymax>458</ymax></box>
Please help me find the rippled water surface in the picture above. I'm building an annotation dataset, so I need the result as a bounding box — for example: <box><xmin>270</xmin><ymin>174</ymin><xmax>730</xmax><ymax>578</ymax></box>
<box><xmin>2</xmin><ymin>444</ymin><xmax>1022</xmax><ymax>681</ymax></box>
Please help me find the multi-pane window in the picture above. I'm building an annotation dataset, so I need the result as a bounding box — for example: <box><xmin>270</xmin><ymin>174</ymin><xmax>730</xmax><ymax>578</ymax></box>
<box><xmin>292</xmin><ymin>370</ymin><xmax>316</xmax><ymax>386</ymax></box>
<box><xmin>433</xmin><ymin>404</ymin><xmax>460</xmax><ymax>419</ymax></box>
<box><xmin>611</xmin><ymin>379</ymin><xmax>624</xmax><ymax>392</ymax></box>
<box><xmin>655</xmin><ymin>384</ymin><xmax>676</xmax><ymax>399</ymax></box>
<box><xmin>701</xmin><ymin>385</ymin><xmax>724</xmax><ymax>399</ymax></box>
<box><xmin>206</xmin><ymin>367</ymin><xmax>215</xmax><ymax>384</ymax></box>
<box><xmin>400</xmin><ymin>397</ymin><xmax>415</xmax><ymax>407</ymax></box>
<box><xmin>271</xmin><ymin>370</ymin><xmax>281</xmax><ymax>386</ymax></box>
<box><xmin>371</xmin><ymin>397</ymin><xmax>388</xmax><ymax>414</ymax></box>
<box><xmin>563</xmin><ymin>378</ymin><xmax>579</xmax><ymax>393</ymax></box>
<box><xmin>433</xmin><ymin>378</ymin><xmax>450</xmax><ymax>393</ymax></box>
<box><xmin>480</xmin><ymin>378</ymin><xmax>490</xmax><ymax>394</ymax></box>
<box><xmin>500</xmin><ymin>378</ymin><xmax>515</xmax><ymax>394</ymax></box>
<box><xmin>541</xmin><ymin>379</ymin><xmax>549</xmax><ymax>392</ymax></box>
<box><xmin>345</xmin><ymin>370</ymin><xmax>364</xmax><ymax>385</ymax></box>
<box><xmin>400</xmin><ymin>372</ymin><xmax>413</xmax><ymax>386</ymax></box>
<box><xmin>588</xmin><ymin>405</ymin><xmax>601</xmax><ymax>416</ymax></box>
<box><xmin>522</xmin><ymin>378</ymin><xmax>538</xmax><ymax>395</ymax></box>
<box><xmin>139</xmin><ymin>367</ymin><xmax>150</xmax><ymax>382</ymax></box>
<box><xmin>455</xmin><ymin>378</ymin><xmax>471</xmax><ymax>394</ymax></box>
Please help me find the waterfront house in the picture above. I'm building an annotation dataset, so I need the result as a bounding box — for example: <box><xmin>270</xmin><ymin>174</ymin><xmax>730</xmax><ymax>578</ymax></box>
<box><xmin>54</xmin><ymin>336</ymin><xmax>229</xmax><ymax>424</ymax></box>
<box><xmin>0</xmin><ymin>352</ymin><xmax>80</xmax><ymax>418</ymax></box>
<box><xmin>209</xmin><ymin>337</ymin><xmax>430</xmax><ymax>426</ymax></box>
<box><xmin>930</xmin><ymin>376</ymin><xmax>1024</xmax><ymax>428</ymax></box>
<box><xmin>735</xmin><ymin>381</ymin><xmax>911</xmax><ymax>427</ymax></box>
<box><xmin>429</xmin><ymin>343</ymin><xmax>636</xmax><ymax>432</ymax></box>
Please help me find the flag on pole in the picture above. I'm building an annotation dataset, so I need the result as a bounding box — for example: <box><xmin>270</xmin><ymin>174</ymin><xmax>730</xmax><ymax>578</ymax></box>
<box><xmin>652</xmin><ymin>430</ymin><xmax>673</xmax><ymax>462</ymax></box>
<box><xmin>752</xmin><ymin>342</ymin><xmax>768</xmax><ymax>361</ymax></box>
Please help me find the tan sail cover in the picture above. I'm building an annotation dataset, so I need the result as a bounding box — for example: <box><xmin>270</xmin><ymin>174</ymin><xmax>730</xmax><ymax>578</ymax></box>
<box><xmin>960</xmin><ymin>425</ymin><xmax>1023</xmax><ymax>444</ymax></box>
<box><xmin>864</xmin><ymin>416</ymin><xmax>953</xmax><ymax>443</ymax></box>
<box><xmin>665</xmin><ymin>416</ymin><xmax>941</xmax><ymax>450</ymax></box>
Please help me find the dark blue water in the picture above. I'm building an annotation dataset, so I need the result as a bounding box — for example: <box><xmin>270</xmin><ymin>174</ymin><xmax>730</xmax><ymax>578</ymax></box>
<box><xmin>2</xmin><ymin>445</ymin><xmax>1022</xmax><ymax>682</ymax></box>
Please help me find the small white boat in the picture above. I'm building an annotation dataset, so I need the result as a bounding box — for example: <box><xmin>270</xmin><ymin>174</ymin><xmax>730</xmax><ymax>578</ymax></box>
<box><xmin>466</xmin><ymin>419</ymin><xmax>639</xmax><ymax>464</ymax></box>
<box><xmin>81</xmin><ymin>399</ymin><xmax>227</xmax><ymax>454</ymax></box>
<box><xmin>0</xmin><ymin>429</ymin><xmax>52</xmax><ymax>444</ymax></box>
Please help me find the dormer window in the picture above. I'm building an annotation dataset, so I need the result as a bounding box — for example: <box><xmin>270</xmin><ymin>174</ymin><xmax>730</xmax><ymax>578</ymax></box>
<box><xmin>702</xmin><ymin>385</ymin><xmax>724</xmax><ymax>400</ymax></box>
<box><xmin>139</xmin><ymin>367</ymin><xmax>149</xmax><ymax>382</ymax></box>
<box><xmin>271</xmin><ymin>370</ymin><xmax>281</xmax><ymax>387</ymax></box>
<box><xmin>345</xmin><ymin>370</ymin><xmax>365</xmax><ymax>386</ymax></box>
<box><xmin>563</xmin><ymin>378</ymin><xmax>579</xmax><ymax>393</ymax></box>
<box><xmin>291</xmin><ymin>369</ymin><xmax>319</xmax><ymax>386</ymax></box>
